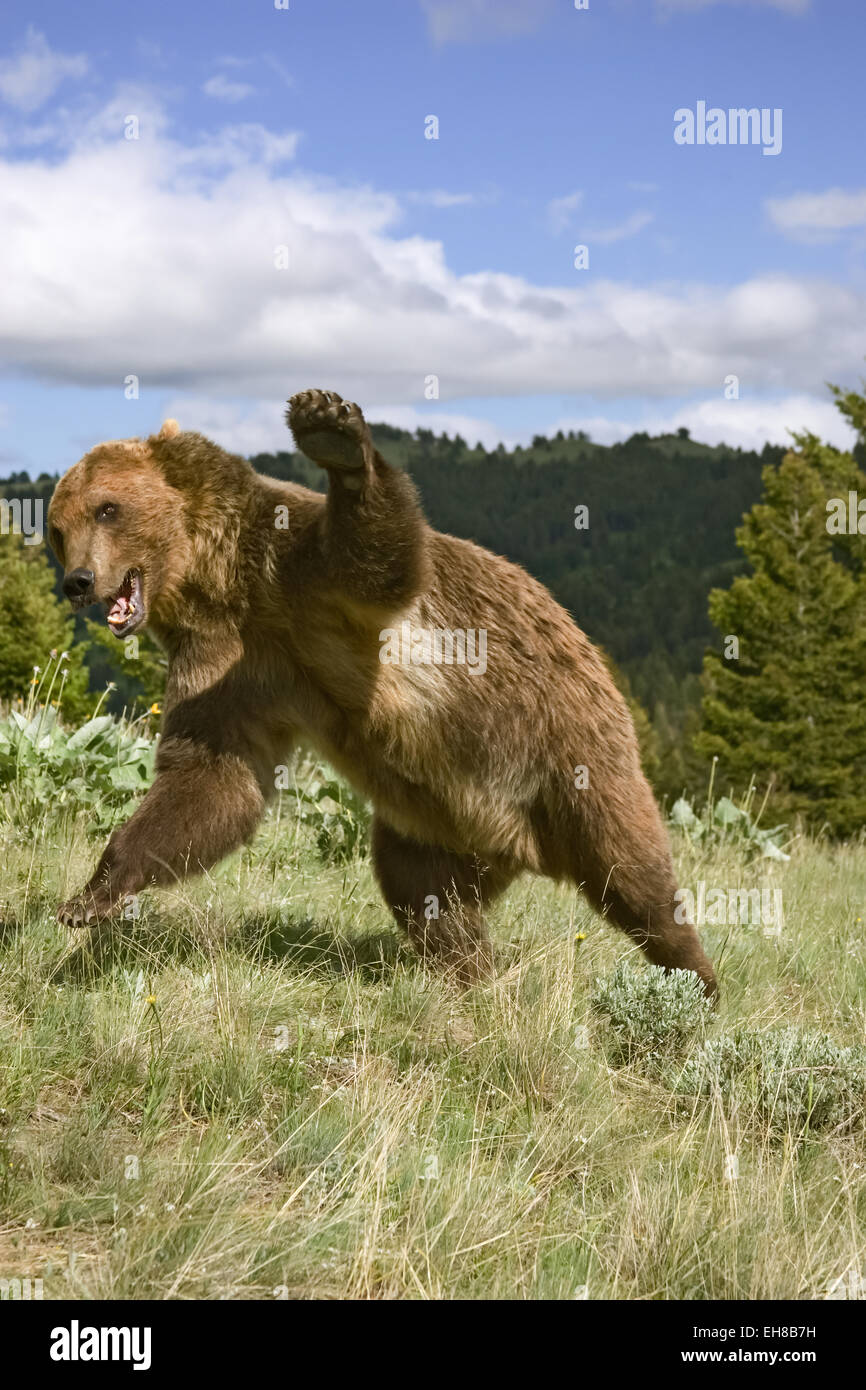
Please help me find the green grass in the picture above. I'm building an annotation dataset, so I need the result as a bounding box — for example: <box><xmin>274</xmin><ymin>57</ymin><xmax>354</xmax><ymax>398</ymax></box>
<box><xmin>0</xmin><ymin>799</ymin><xmax>864</xmax><ymax>1301</ymax></box>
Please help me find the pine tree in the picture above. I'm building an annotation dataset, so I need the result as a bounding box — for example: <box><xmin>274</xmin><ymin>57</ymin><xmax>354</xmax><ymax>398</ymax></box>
<box><xmin>696</xmin><ymin>393</ymin><xmax>866</xmax><ymax>836</ymax></box>
<box><xmin>0</xmin><ymin>533</ymin><xmax>92</xmax><ymax>719</ymax></box>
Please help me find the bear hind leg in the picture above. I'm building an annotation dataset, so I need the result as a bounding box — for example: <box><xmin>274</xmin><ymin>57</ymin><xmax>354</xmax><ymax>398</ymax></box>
<box><xmin>371</xmin><ymin>819</ymin><xmax>514</xmax><ymax>986</ymax></box>
<box><xmin>587</xmin><ymin>873</ymin><xmax>719</xmax><ymax>998</ymax></box>
<box><xmin>568</xmin><ymin>794</ymin><xmax>718</xmax><ymax>998</ymax></box>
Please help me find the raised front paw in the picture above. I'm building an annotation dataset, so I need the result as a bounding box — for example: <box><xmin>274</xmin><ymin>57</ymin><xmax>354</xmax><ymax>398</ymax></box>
<box><xmin>57</xmin><ymin>886</ymin><xmax>118</xmax><ymax>928</ymax></box>
<box><xmin>286</xmin><ymin>389</ymin><xmax>372</xmax><ymax>472</ymax></box>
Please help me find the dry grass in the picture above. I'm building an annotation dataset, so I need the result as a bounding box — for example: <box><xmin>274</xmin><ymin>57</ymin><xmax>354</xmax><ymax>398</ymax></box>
<box><xmin>0</xmin><ymin>802</ymin><xmax>864</xmax><ymax>1300</ymax></box>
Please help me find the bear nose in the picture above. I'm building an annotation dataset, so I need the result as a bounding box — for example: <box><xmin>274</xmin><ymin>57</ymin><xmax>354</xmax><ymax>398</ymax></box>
<box><xmin>63</xmin><ymin>568</ymin><xmax>95</xmax><ymax>600</ymax></box>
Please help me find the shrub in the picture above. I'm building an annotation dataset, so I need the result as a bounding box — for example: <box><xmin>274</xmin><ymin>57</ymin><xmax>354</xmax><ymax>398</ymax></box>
<box><xmin>671</xmin><ymin>1026</ymin><xmax>866</xmax><ymax>1135</ymax></box>
<box><xmin>669</xmin><ymin>794</ymin><xmax>790</xmax><ymax>861</ymax></box>
<box><xmin>0</xmin><ymin>705</ymin><xmax>155</xmax><ymax>833</ymax></box>
<box><xmin>291</xmin><ymin>772</ymin><xmax>370</xmax><ymax>863</ymax></box>
<box><xmin>590</xmin><ymin>960</ymin><xmax>713</xmax><ymax>1067</ymax></box>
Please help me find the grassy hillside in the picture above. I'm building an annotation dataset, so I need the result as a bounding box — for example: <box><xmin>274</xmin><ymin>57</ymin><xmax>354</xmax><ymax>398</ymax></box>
<box><xmin>1</xmin><ymin>760</ymin><xmax>863</xmax><ymax>1300</ymax></box>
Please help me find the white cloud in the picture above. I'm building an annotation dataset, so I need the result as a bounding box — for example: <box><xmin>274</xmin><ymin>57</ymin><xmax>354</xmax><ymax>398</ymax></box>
<box><xmin>421</xmin><ymin>0</ymin><xmax>555</xmax><ymax>42</ymax></box>
<box><xmin>165</xmin><ymin>397</ymin><xmax>517</xmax><ymax>456</ymax></box>
<box><xmin>168</xmin><ymin>391</ymin><xmax>856</xmax><ymax>457</ymax></box>
<box><xmin>136</xmin><ymin>40</ymin><xmax>165</xmax><ymax>64</ymax></box>
<box><xmin>420</xmin><ymin>0</ymin><xmax>808</xmax><ymax>36</ymax></box>
<box><xmin>550</xmin><ymin>394</ymin><xmax>855</xmax><ymax>451</ymax></box>
<box><xmin>766</xmin><ymin>188</ymin><xmax>866</xmax><ymax>240</ymax></box>
<box><xmin>15</xmin><ymin>85</ymin><xmax>299</xmax><ymax>166</ymax></box>
<box><xmin>0</xmin><ymin>28</ymin><xmax>88</xmax><ymax>113</ymax></box>
<box><xmin>185</xmin><ymin>122</ymin><xmax>300</xmax><ymax>168</ymax></box>
<box><xmin>0</xmin><ymin>95</ymin><xmax>863</xmax><ymax>414</ymax></box>
<box><xmin>162</xmin><ymin>398</ymin><xmax>288</xmax><ymax>458</ymax></box>
<box><xmin>264</xmin><ymin>56</ymin><xmax>294</xmax><ymax>89</ymax></box>
<box><xmin>203</xmin><ymin>74</ymin><xmax>255</xmax><ymax>103</ymax></box>
<box><xmin>406</xmin><ymin>189</ymin><xmax>479</xmax><ymax>208</ymax></box>
<box><xmin>354</xmin><ymin>404</ymin><xmax>517</xmax><ymax>450</ymax></box>
<box><xmin>656</xmin><ymin>0</ymin><xmax>808</xmax><ymax>12</ymax></box>
<box><xmin>627</xmin><ymin>181</ymin><xmax>660</xmax><ymax>194</ymax></box>
<box><xmin>547</xmin><ymin>191</ymin><xmax>583</xmax><ymax>234</ymax></box>
<box><xmin>550</xmin><ymin>200</ymin><xmax>654</xmax><ymax>245</ymax></box>
<box><xmin>583</xmin><ymin>209</ymin><xmax>654</xmax><ymax>244</ymax></box>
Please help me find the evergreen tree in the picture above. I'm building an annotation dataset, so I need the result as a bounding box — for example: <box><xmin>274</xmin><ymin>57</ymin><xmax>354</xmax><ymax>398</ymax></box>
<box><xmin>84</xmin><ymin>618</ymin><xmax>167</xmax><ymax>711</ymax></box>
<box><xmin>696</xmin><ymin>396</ymin><xmax>866</xmax><ymax>836</ymax></box>
<box><xmin>0</xmin><ymin>533</ymin><xmax>91</xmax><ymax>719</ymax></box>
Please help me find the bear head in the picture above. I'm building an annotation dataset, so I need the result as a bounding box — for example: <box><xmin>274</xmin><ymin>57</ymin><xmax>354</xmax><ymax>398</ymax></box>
<box><xmin>47</xmin><ymin>420</ymin><xmax>194</xmax><ymax>638</ymax></box>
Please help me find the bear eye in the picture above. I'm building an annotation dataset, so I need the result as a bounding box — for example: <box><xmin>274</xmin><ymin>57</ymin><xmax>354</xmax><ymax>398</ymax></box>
<box><xmin>50</xmin><ymin>527</ymin><xmax>64</xmax><ymax>556</ymax></box>
<box><xmin>95</xmin><ymin>502</ymin><xmax>119</xmax><ymax>522</ymax></box>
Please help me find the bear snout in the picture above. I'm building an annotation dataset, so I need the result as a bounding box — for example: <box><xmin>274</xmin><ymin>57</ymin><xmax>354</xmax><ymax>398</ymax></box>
<box><xmin>62</xmin><ymin>567</ymin><xmax>95</xmax><ymax>605</ymax></box>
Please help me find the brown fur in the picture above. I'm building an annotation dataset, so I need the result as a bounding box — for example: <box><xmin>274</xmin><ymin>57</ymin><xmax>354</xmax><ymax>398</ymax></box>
<box><xmin>46</xmin><ymin>390</ymin><xmax>716</xmax><ymax>995</ymax></box>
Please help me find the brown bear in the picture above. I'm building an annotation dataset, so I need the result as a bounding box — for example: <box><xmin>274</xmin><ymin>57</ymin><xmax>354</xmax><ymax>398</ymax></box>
<box><xmin>46</xmin><ymin>390</ymin><xmax>716</xmax><ymax>995</ymax></box>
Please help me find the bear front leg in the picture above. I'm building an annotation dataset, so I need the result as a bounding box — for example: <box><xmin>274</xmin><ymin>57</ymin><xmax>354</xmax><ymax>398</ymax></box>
<box><xmin>286</xmin><ymin>388</ymin><xmax>431</xmax><ymax>607</ymax></box>
<box><xmin>57</xmin><ymin>738</ymin><xmax>265</xmax><ymax>926</ymax></box>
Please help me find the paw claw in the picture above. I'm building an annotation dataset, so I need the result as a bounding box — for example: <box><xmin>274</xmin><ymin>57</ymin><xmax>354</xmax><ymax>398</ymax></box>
<box><xmin>286</xmin><ymin>389</ymin><xmax>372</xmax><ymax>471</ymax></box>
<box><xmin>57</xmin><ymin>891</ymin><xmax>115</xmax><ymax>928</ymax></box>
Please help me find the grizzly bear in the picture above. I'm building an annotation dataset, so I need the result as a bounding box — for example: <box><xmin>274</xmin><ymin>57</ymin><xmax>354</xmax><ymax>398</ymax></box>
<box><xmin>46</xmin><ymin>390</ymin><xmax>716</xmax><ymax>995</ymax></box>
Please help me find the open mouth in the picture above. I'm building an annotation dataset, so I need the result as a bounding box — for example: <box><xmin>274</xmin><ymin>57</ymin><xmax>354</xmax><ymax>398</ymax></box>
<box><xmin>105</xmin><ymin>569</ymin><xmax>145</xmax><ymax>637</ymax></box>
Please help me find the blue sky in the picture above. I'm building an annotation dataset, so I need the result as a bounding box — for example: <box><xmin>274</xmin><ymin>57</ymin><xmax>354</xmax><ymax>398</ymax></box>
<box><xmin>0</xmin><ymin>0</ymin><xmax>864</xmax><ymax>473</ymax></box>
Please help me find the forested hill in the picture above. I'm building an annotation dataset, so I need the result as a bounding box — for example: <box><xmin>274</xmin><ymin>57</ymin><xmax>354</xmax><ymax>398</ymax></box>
<box><xmin>1</xmin><ymin>424</ymin><xmax>784</xmax><ymax>725</ymax></box>
<box><xmin>250</xmin><ymin>426</ymin><xmax>785</xmax><ymax>717</ymax></box>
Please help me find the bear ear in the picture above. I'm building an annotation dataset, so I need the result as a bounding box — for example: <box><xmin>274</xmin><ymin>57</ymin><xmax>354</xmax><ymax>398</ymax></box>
<box><xmin>158</xmin><ymin>419</ymin><xmax>180</xmax><ymax>439</ymax></box>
